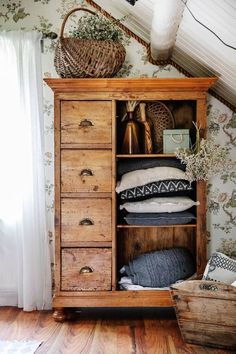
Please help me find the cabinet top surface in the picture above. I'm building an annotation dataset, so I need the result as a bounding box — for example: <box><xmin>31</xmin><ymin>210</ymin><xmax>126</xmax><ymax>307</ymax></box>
<box><xmin>44</xmin><ymin>77</ymin><xmax>217</xmax><ymax>93</ymax></box>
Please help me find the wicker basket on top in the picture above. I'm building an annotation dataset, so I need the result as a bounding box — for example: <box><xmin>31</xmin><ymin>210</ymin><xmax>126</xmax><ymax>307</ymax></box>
<box><xmin>54</xmin><ymin>8</ymin><xmax>126</xmax><ymax>78</ymax></box>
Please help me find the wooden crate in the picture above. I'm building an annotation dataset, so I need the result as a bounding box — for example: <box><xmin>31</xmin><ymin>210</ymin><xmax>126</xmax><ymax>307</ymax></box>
<box><xmin>171</xmin><ymin>280</ymin><xmax>236</xmax><ymax>350</ymax></box>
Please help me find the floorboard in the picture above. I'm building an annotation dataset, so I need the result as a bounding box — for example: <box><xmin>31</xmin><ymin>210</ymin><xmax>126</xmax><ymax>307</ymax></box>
<box><xmin>0</xmin><ymin>307</ymin><xmax>232</xmax><ymax>354</ymax></box>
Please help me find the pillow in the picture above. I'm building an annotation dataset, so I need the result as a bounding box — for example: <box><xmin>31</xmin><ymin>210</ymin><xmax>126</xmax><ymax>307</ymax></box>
<box><xmin>120</xmin><ymin>179</ymin><xmax>193</xmax><ymax>201</ymax></box>
<box><xmin>203</xmin><ymin>252</ymin><xmax>236</xmax><ymax>285</ymax></box>
<box><xmin>124</xmin><ymin>211</ymin><xmax>196</xmax><ymax>225</ymax></box>
<box><xmin>120</xmin><ymin>197</ymin><xmax>199</xmax><ymax>213</ymax></box>
<box><xmin>117</xmin><ymin>158</ymin><xmax>186</xmax><ymax>177</ymax></box>
<box><xmin>123</xmin><ymin>247</ymin><xmax>195</xmax><ymax>287</ymax></box>
<box><xmin>116</xmin><ymin>167</ymin><xmax>188</xmax><ymax>193</ymax></box>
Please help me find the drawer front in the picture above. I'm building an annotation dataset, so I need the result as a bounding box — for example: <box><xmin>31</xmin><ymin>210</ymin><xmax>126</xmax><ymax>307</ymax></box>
<box><xmin>61</xmin><ymin>198</ymin><xmax>112</xmax><ymax>243</ymax></box>
<box><xmin>61</xmin><ymin>101</ymin><xmax>112</xmax><ymax>144</ymax></box>
<box><xmin>61</xmin><ymin>248</ymin><xmax>111</xmax><ymax>291</ymax></box>
<box><xmin>61</xmin><ymin>150</ymin><xmax>112</xmax><ymax>193</ymax></box>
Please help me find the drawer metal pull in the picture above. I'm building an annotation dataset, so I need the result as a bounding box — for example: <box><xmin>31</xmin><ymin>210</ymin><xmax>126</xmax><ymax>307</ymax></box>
<box><xmin>79</xmin><ymin>119</ymin><xmax>94</xmax><ymax>127</ymax></box>
<box><xmin>79</xmin><ymin>218</ymin><xmax>94</xmax><ymax>226</ymax></box>
<box><xmin>79</xmin><ymin>266</ymin><xmax>94</xmax><ymax>274</ymax></box>
<box><xmin>80</xmin><ymin>168</ymin><xmax>94</xmax><ymax>177</ymax></box>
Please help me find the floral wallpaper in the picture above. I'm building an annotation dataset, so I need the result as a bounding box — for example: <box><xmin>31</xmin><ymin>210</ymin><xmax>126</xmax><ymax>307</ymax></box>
<box><xmin>0</xmin><ymin>0</ymin><xmax>235</xmax><ymax>265</ymax></box>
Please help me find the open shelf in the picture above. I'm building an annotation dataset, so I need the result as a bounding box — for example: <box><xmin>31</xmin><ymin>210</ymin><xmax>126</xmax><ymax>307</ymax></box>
<box><xmin>116</xmin><ymin>154</ymin><xmax>176</xmax><ymax>158</ymax></box>
<box><xmin>117</xmin><ymin>224</ymin><xmax>197</xmax><ymax>228</ymax></box>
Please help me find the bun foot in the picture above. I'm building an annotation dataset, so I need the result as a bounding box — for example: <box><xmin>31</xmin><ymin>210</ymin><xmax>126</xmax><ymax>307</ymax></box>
<box><xmin>53</xmin><ymin>308</ymin><xmax>66</xmax><ymax>322</ymax></box>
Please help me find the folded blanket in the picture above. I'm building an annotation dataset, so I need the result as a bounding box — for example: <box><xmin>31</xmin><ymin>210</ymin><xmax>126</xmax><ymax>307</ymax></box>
<box><xmin>124</xmin><ymin>247</ymin><xmax>195</xmax><ymax>288</ymax></box>
<box><xmin>124</xmin><ymin>211</ymin><xmax>196</xmax><ymax>226</ymax></box>
<box><xmin>118</xmin><ymin>276</ymin><xmax>183</xmax><ymax>290</ymax></box>
<box><xmin>119</xmin><ymin>276</ymin><xmax>168</xmax><ymax>290</ymax></box>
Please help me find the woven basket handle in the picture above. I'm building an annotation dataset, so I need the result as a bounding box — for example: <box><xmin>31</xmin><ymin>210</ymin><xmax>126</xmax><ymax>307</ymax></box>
<box><xmin>60</xmin><ymin>7</ymin><xmax>97</xmax><ymax>38</ymax></box>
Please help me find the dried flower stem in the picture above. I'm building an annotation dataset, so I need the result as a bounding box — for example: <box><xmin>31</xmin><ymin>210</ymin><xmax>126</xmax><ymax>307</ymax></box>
<box><xmin>126</xmin><ymin>100</ymin><xmax>139</xmax><ymax>112</ymax></box>
<box><xmin>175</xmin><ymin>122</ymin><xmax>235</xmax><ymax>182</ymax></box>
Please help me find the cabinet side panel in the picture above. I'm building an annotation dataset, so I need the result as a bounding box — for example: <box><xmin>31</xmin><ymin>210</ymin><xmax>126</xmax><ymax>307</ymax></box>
<box><xmin>54</xmin><ymin>97</ymin><xmax>61</xmax><ymax>294</ymax></box>
<box><xmin>112</xmin><ymin>100</ymin><xmax>117</xmax><ymax>290</ymax></box>
<box><xmin>196</xmin><ymin>98</ymin><xmax>207</xmax><ymax>274</ymax></box>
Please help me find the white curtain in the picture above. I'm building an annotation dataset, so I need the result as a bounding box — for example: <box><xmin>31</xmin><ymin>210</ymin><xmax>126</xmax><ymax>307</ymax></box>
<box><xmin>0</xmin><ymin>31</ymin><xmax>51</xmax><ymax>310</ymax></box>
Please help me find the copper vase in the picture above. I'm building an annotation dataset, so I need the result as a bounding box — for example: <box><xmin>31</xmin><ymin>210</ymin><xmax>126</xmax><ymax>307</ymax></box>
<box><xmin>121</xmin><ymin>111</ymin><xmax>141</xmax><ymax>154</ymax></box>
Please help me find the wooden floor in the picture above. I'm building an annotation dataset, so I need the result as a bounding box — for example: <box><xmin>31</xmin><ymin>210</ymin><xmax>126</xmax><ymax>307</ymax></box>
<box><xmin>0</xmin><ymin>307</ymin><xmax>232</xmax><ymax>354</ymax></box>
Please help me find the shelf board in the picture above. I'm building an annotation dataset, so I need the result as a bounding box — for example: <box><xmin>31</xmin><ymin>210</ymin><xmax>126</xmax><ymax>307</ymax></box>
<box><xmin>117</xmin><ymin>224</ymin><xmax>197</xmax><ymax>228</ymax></box>
<box><xmin>116</xmin><ymin>154</ymin><xmax>176</xmax><ymax>158</ymax></box>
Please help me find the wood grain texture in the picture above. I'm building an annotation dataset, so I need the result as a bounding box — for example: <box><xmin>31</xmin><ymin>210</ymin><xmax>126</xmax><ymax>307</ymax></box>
<box><xmin>111</xmin><ymin>100</ymin><xmax>117</xmax><ymax>290</ymax></box>
<box><xmin>171</xmin><ymin>280</ymin><xmax>236</xmax><ymax>300</ymax></box>
<box><xmin>61</xmin><ymin>149</ymin><xmax>112</xmax><ymax>193</ymax></box>
<box><xmin>61</xmin><ymin>192</ymin><xmax>111</xmax><ymax>198</ymax></box>
<box><xmin>56</xmin><ymin>91</ymin><xmax>208</xmax><ymax>101</ymax></box>
<box><xmin>61</xmin><ymin>248</ymin><xmax>112</xmax><ymax>291</ymax></box>
<box><xmin>53</xmin><ymin>291</ymin><xmax>172</xmax><ymax>307</ymax></box>
<box><xmin>61</xmin><ymin>198</ymin><xmax>112</xmax><ymax>243</ymax></box>
<box><xmin>61</xmin><ymin>241</ymin><xmax>112</xmax><ymax>248</ymax></box>
<box><xmin>54</xmin><ymin>98</ymin><xmax>61</xmax><ymax>293</ymax></box>
<box><xmin>61</xmin><ymin>143</ymin><xmax>112</xmax><ymax>149</ymax></box>
<box><xmin>116</xmin><ymin>154</ymin><xmax>176</xmax><ymax>158</ymax></box>
<box><xmin>117</xmin><ymin>227</ymin><xmax>195</xmax><ymax>268</ymax></box>
<box><xmin>44</xmin><ymin>77</ymin><xmax>212</xmax><ymax>313</ymax></box>
<box><xmin>44</xmin><ymin>77</ymin><xmax>217</xmax><ymax>92</ymax></box>
<box><xmin>179</xmin><ymin>321</ymin><xmax>236</xmax><ymax>351</ymax></box>
<box><xmin>171</xmin><ymin>280</ymin><xmax>236</xmax><ymax>350</ymax></box>
<box><xmin>0</xmin><ymin>307</ymin><xmax>232</xmax><ymax>354</ymax></box>
<box><xmin>196</xmin><ymin>98</ymin><xmax>207</xmax><ymax>274</ymax></box>
<box><xmin>61</xmin><ymin>101</ymin><xmax>112</xmax><ymax>144</ymax></box>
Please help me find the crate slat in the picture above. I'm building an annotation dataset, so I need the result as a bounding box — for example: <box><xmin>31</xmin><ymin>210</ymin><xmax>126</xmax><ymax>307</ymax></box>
<box><xmin>171</xmin><ymin>280</ymin><xmax>236</xmax><ymax>350</ymax></box>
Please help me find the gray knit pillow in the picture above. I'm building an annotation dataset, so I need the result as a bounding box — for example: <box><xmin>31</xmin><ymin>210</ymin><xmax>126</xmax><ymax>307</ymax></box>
<box><xmin>124</xmin><ymin>247</ymin><xmax>195</xmax><ymax>287</ymax></box>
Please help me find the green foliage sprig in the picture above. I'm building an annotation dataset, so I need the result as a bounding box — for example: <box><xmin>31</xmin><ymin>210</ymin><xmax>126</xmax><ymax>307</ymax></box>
<box><xmin>70</xmin><ymin>13</ymin><xmax>125</xmax><ymax>42</ymax></box>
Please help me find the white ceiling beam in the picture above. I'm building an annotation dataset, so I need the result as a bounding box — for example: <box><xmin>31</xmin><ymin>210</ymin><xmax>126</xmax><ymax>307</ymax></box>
<box><xmin>151</xmin><ymin>0</ymin><xmax>185</xmax><ymax>61</ymax></box>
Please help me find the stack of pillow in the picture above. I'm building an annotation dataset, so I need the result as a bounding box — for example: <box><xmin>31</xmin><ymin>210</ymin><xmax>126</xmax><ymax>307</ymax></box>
<box><xmin>116</xmin><ymin>159</ymin><xmax>198</xmax><ymax>225</ymax></box>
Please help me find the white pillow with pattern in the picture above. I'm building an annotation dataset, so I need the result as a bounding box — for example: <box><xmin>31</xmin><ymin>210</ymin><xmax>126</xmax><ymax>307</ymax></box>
<box><xmin>203</xmin><ymin>252</ymin><xmax>236</xmax><ymax>285</ymax></box>
<box><xmin>116</xmin><ymin>167</ymin><xmax>187</xmax><ymax>193</ymax></box>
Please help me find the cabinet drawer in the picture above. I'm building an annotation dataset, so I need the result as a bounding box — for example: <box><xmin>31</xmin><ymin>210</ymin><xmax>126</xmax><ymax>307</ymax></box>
<box><xmin>61</xmin><ymin>248</ymin><xmax>111</xmax><ymax>291</ymax></box>
<box><xmin>61</xmin><ymin>101</ymin><xmax>112</xmax><ymax>144</ymax></box>
<box><xmin>61</xmin><ymin>198</ymin><xmax>112</xmax><ymax>243</ymax></box>
<box><xmin>61</xmin><ymin>150</ymin><xmax>111</xmax><ymax>193</ymax></box>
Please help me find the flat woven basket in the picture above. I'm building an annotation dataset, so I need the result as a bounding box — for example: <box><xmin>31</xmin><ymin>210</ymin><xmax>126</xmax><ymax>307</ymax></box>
<box><xmin>54</xmin><ymin>7</ymin><xmax>126</xmax><ymax>78</ymax></box>
<box><xmin>135</xmin><ymin>101</ymin><xmax>175</xmax><ymax>153</ymax></box>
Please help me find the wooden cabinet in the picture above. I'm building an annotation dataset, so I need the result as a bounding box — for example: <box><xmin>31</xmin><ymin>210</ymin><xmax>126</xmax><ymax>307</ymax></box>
<box><xmin>45</xmin><ymin>77</ymin><xmax>217</xmax><ymax>321</ymax></box>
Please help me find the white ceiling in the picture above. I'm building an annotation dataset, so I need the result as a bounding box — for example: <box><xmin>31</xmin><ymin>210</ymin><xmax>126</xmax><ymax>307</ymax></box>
<box><xmin>94</xmin><ymin>0</ymin><xmax>236</xmax><ymax>110</ymax></box>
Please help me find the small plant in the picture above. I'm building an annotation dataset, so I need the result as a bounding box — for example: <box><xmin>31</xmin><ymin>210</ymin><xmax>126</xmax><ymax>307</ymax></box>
<box><xmin>175</xmin><ymin>123</ymin><xmax>235</xmax><ymax>182</ymax></box>
<box><xmin>70</xmin><ymin>13</ymin><xmax>125</xmax><ymax>42</ymax></box>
